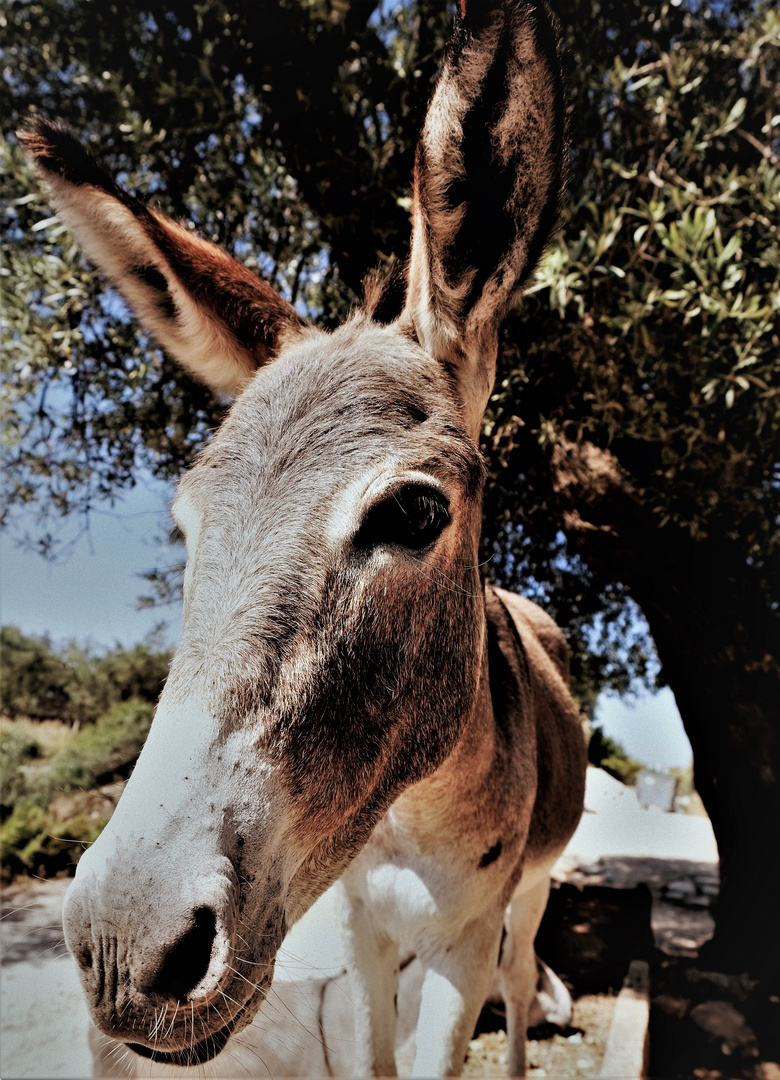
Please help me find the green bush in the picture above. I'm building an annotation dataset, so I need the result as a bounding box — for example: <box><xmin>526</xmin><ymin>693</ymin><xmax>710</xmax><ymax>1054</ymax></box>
<box><xmin>0</xmin><ymin>626</ymin><xmax>171</xmax><ymax>725</ymax></box>
<box><xmin>0</xmin><ymin>800</ymin><xmax>49</xmax><ymax>860</ymax></box>
<box><xmin>0</xmin><ymin>699</ymin><xmax>152</xmax><ymax>880</ymax></box>
<box><xmin>588</xmin><ymin>724</ymin><xmax>644</xmax><ymax>786</ymax></box>
<box><xmin>1</xmin><ymin>700</ymin><xmax>153</xmax><ymax>826</ymax></box>
<box><xmin>0</xmin><ymin>726</ymin><xmax>40</xmax><ymax>767</ymax></box>
<box><xmin>0</xmin><ymin>801</ymin><xmax>102</xmax><ymax>880</ymax></box>
<box><xmin>599</xmin><ymin>752</ymin><xmax>644</xmax><ymax>787</ymax></box>
<box><xmin>47</xmin><ymin>700</ymin><xmax>154</xmax><ymax>793</ymax></box>
<box><xmin>94</xmin><ymin>643</ymin><xmax>171</xmax><ymax>712</ymax></box>
<box><xmin>0</xmin><ymin>727</ymin><xmax>41</xmax><ymax>802</ymax></box>
<box><xmin>0</xmin><ymin>627</ymin><xmax>72</xmax><ymax>720</ymax></box>
<box><xmin>1</xmin><ymin>697</ymin><xmax>155</xmax><ymax>880</ymax></box>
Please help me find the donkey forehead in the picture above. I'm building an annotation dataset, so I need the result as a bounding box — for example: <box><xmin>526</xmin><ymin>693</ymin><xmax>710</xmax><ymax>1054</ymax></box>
<box><xmin>176</xmin><ymin>318</ymin><xmax>483</xmax><ymax>521</ymax></box>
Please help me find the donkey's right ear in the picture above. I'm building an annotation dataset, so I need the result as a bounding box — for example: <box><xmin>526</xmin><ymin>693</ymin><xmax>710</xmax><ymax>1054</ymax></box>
<box><xmin>401</xmin><ymin>0</ymin><xmax>565</xmax><ymax>439</ymax></box>
<box><xmin>19</xmin><ymin>118</ymin><xmax>310</xmax><ymax>399</ymax></box>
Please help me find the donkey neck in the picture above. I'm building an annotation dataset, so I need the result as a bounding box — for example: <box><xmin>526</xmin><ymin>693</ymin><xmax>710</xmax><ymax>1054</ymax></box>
<box><xmin>385</xmin><ymin>584</ymin><xmax>537</xmax><ymax>851</ymax></box>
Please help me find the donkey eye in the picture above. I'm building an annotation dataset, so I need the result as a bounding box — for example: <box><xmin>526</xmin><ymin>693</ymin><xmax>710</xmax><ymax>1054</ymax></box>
<box><xmin>354</xmin><ymin>484</ymin><xmax>450</xmax><ymax>552</ymax></box>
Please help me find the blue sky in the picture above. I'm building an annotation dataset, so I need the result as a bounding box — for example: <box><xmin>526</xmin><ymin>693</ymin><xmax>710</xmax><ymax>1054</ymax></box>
<box><xmin>0</xmin><ymin>480</ymin><xmax>693</xmax><ymax>769</ymax></box>
<box><xmin>0</xmin><ymin>478</ymin><xmax>182</xmax><ymax>649</ymax></box>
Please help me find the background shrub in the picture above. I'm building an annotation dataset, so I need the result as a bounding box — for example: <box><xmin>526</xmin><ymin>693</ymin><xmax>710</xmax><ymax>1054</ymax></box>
<box><xmin>0</xmin><ymin>802</ymin><xmax>103</xmax><ymax>879</ymax></box>
<box><xmin>0</xmin><ymin>699</ymin><xmax>154</xmax><ymax>881</ymax></box>
<box><xmin>0</xmin><ymin>626</ymin><xmax>171</xmax><ymax>725</ymax></box>
<box><xmin>45</xmin><ymin>700</ymin><xmax>154</xmax><ymax>793</ymax></box>
<box><xmin>588</xmin><ymin>724</ymin><xmax>644</xmax><ymax>786</ymax></box>
<box><xmin>0</xmin><ymin>726</ymin><xmax>41</xmax><ymax>799</ymax></box>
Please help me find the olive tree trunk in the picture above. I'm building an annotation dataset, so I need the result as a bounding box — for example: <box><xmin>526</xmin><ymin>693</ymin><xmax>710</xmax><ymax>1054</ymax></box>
<box><xmin>550</xmin><ymin>440</ymin><xmax>780</xmax><ymax>985</ymax></box>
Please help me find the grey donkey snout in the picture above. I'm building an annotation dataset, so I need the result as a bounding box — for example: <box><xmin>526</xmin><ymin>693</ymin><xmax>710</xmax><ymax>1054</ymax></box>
<box><xmin>62</xmin><ymin>846</ymin><xmax>240</xmax><ymax>1014</ymax></box>
<box><xmin>67</xmin><ymin>894</ymin><xmax>220</xmax><ymax>999</ymax></box>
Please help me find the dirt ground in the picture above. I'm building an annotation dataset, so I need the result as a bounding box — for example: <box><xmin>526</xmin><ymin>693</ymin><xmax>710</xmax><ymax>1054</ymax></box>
<box><xmin>4</xmin><ymin>769</ymin><xmax>774</xmax><ymax>1080</ymax></box>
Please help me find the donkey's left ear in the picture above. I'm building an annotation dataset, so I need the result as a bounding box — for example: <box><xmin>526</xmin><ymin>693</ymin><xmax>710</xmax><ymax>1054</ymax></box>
<box><xmin>401</xmin><ymin>0</ymin><xmax>565</xmax><ymax>439</ymax></box>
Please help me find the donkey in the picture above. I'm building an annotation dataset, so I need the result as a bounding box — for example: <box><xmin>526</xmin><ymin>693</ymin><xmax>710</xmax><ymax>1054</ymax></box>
<box><xmin>21</xmin><ymin>0</ymin><xmax>585</xmax><ymax>1074</ymax></box>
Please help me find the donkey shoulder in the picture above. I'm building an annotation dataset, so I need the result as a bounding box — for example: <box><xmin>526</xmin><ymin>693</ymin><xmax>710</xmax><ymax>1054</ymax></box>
<box><xmin>488</xmin><ymin>585</ymin><xmax>571</xmax><ymax>683</ymax></box>
<box><xmin>485</xmin><ymin>583</ymin><xmax>586</xmax><ymax>859</ymax></box>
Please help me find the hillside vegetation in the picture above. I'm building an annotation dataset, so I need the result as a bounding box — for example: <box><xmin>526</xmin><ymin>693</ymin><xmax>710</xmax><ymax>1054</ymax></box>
<box><xmin>0</xmin><ymin>628</ymin><xmax>170</xmax><ymax>881</ymax></box>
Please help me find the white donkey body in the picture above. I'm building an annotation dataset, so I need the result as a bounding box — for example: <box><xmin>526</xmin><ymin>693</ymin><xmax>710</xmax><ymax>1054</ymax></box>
<box><xmin>22</xmin><ymin>1</ymin><xmax>585</xmax><ymax>1075</ymax></box>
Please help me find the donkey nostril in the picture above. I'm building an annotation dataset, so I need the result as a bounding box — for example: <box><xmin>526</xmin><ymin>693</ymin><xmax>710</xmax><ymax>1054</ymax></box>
<box><xmin>148</xmin><ymin>907</ymin><xmax>218</xmax><ymax>1000</ymax></box>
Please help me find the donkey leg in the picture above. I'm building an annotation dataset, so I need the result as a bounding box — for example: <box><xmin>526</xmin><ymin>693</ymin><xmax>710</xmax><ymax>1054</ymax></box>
<box><xmin>410</xmin><ymin>911</ymin><xmax>504</xmax><ymax>1079</ymax></box>
<box><xmin>499</xmin><ymin>874</ymin><xmax>554</xmax><ymax>1078</ymax></box>
<box><xmin>334</xmin><ymin>884</ymin><xmax>400</xmax><ymax>1077</ymax></box>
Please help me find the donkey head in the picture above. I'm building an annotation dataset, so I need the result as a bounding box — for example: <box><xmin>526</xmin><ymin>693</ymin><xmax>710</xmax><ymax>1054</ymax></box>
<box><xmin>21</xmin><ymin>0</ymin><xmax>563</xmax><ymax>1065</ymax></box>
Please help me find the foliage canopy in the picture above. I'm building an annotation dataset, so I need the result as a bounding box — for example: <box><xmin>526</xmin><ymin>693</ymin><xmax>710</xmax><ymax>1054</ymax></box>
<box><xmin>486</xmin><ymin>0</ymin><xmax>779</xmax><ymax>596</ymax></box>
<box><xmin>1</xmin><ymin>0</ymin><xmax>778</xmax><ymax>705</ymax></box>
